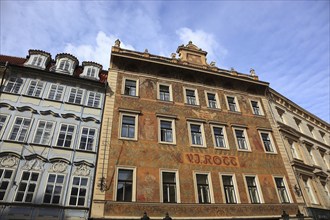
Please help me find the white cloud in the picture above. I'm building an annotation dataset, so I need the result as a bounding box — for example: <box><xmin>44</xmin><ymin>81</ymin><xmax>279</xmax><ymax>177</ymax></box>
<box><xmin>176</xmin><ymin>27</ymin><xmax>228</xmax><ymax>66</ymax></box>
<box><xmin>64</xmin><ymin>31</ymin><xmax>134</xmax><ymax>69</ymax></box>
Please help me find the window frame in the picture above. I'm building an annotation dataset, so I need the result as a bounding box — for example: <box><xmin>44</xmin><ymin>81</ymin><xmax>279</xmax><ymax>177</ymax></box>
<box><xmin>57</xmin><ymin>58</ymin><xmax>72</xmax><ymax>73</ymax></box>
<box><xmin>119</xmin><ymin>112</ymin><xmax>138</xmax><ymax>140</ymax></box>
<box><xmin>114</xmin><ymin>166</ymin><xmax>136</xmax><ymax>202</ymax></box>
<box><xmin>47</xmin><ymin>83</ymin><xmax>65</xmax><ymax>101</ymax></box>
<box><xmin>78</xmin><ymin>127</ymin><xmax>97</xmax><ymax>151</ymax></box>
<box><xmin>211</xmin><ymin>124</ymin><xmax>229</xmax><ymax>149</ymax></box>
<box><xmin>157</xmin><ymin>82</ymin><xmax>173</xmax><ymax>102</ymax></box>
<box><xmin>187</xmin><ymin>121</ymin><xmax>206</xmax><ymax>147</ymax></box>
<box><xmin>303</xmin><ymin>178</ymin><xmax>319</xmax><ymax>204</ymax></box>
<box><xmin>122</xmin><ymin>78</ymin><xmax>139</xmax><ymax>97</ymax></box>
<box><xmin>68</xmin><ymin>176</ymin><xmax>89</xmax><ymax>207</ymax></box>
<box><xmin>55</xmin><ymin>123</ymin><xmax>76</xmax><ymax>148</ymax></box>
<box><xmin>25</xmin><ymin>79</ymin><xmax>45</xmax><ymax>98</ymax></box>
<box><xmin>243</xmin><ymin>175</ymin><xmax>264</xmax><ymax>204</ymax></box>
<box><xmin>0</xmin><ymin>168</ymin><xmax>14</xmax><ymax>201</ymax></box>
<box><xmin>33</xmin><ymin>120</ymin><xmax>55</xmax><ymax>145</ymax></box>
<box><xmin>67</xmin><ymin>87</ymin><xmax>84</xmax><ymax>105</ymax></box>
<box><xmin>3</xmin><ymin>77</ymin><xmax>24</xmax><ymax>94</ymax></box>
<box><xmin>193</xmin><ymin>171</ymin><xmax>214</xmax><ymax>204</ymax></box>
<box><xmin>184</xmin><ymin>87</ymin><xmax>199</xmax><ymax>106</ymax></box>
<box><xmin>14</xmin><ymin>170</ymin><xmax>40</xmax><ymax>203</ymax></box>
<box><xmin>226</xmin><ymin>95</ymin><xmax>240</xmax><ymax>112</ymax></box>
<box><xmin>43</xmin><ymin>173</ymin><xmax>65</xmax><ymax>205</ymax></box>
<box><xmin>273</xmin><ymin>176</ymin><xmax>292</xmax><ymax>204</ymax></box>
<box><xmin>86</xmin><ymin>91</ymin><xmax>102</xmax><ymax>108</ymax></box>
<box><xmin>205</xmin><ymin>91</ymin><xmax>220</xmax><ymax>109</ymax></box>
<box><xmin>158</xmin><ymin>118</ymin><xmax>176</xmax><ymax>145</ymax></box>
<box><xmin>232</xmin><ymin>127</ymin><xmax>251</xmax><ymax>151</ymax></box>
<box><xmin>258</xmin><ymin>131</ymin><xmax>277</xmax><ymax>154</ymax></box>
<box><xmin>250</xmin><ymin>100</ymin><xmax>264</xmax><ymax>116</ymax></box>
<box><xmin>220</xmin><ymin>173</ymin><xmax>240</xmax><ymax>204</ymax></box>
<box><xmin>0</xmin><ymin>114</ymin><xmax>10</xmax><ymax>138</ymax></box>
<box><xmin>160</xmin><ymin>169</ymin><xmax>180</xmax><ymax>203</ymax></box>
<box><xmin>8</xmin><ymin>116</ymin><xmax>32</xmax><ymax>142</ymax></box>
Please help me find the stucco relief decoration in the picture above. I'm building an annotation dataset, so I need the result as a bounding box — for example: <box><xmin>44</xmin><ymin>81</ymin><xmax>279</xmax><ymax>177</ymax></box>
<box><xmin>0</xmin><ymin>156</ymin><xmax>18</xmax><ymax>168</ymax></box>
<box><xmin>51</xmin><ymin>162</ymin><xmax>67</xmax><ymax>173</ymax></box>
<box><xmin>73</xmin><ymin>164</ymin><xmax>90</xmax><ymax>176</ymax></box>
<box><xmin>23</xmin><ymin>159</ymin><xmax>44</xmax><ymax>171</ymax></box>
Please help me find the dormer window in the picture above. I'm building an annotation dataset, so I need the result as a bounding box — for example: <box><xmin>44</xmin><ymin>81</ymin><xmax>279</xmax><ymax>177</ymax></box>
<box><xmin>24</xmin><ymin>50</ymin><xmax>50</xmax><ymax>70</ymax></box>
<box><xmin>87</xmin><ymin>67</ymin><xmax>96</xmax><ymax>77</ymax></box>
<box><xmin>59</xmin><ymin>59</ymin><xmax>71</xmax><ymax>71</ymax></box>
<box><xmin>81</xmin><ymin>62</ymin><xmax>102</xmax><ymax>80</ymax></box>
<box><xmin>54</xmin><ymin>53</ymin><xmax>78</xmax><ymax>75</ymax></box>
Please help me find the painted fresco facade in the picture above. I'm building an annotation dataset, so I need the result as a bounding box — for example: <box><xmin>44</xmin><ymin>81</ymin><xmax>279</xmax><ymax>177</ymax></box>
<box><xmin>91</xmin><ymin>41</ymin><xmax>301</xmax><ymax>219</ymax></box>
<box><xmin>268</xmin><ymin>89</ymin><xmax>330</xmax><ymax>220</ymax></box>
<box><xmin>0</xmin><ymin>50</ymin><xmax>107</xmax><ymax>219</ymax></box>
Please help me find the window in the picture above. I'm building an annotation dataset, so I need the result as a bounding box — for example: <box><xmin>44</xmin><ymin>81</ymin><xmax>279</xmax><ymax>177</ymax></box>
<box><xmin>188</xmin><ymin>122</ymin><xmax>205</xmax><ymax>147</ymax></box>
<box><xmin>123</xmin><ymin>79</ymin><xmax>138</xmax><ymax>96</ymax></box>
<box><xmin>59</xmin><ymin>60</ymin><xmax>71</xmax><ymax>71</ymax></box>
<box><xmin>8</xmin><ymin>117</ymin><xmax>32</xmax><ymax>142</ymax></box>
<box><xmin>31</xmin><ymin>56</ymin><xmax>43</xmax><ymax>66</ymax></box>
<box><xmin>159</xmin><ymin>119</ymin><xmax>175</xmax><ymax>144</ymax></box>
<box><xmin>185</xmin><ymin>88</ymin><xmax>198</xmax><ymax>105</ymax></box>
<box><xmin>86</xmin><ymin>92</ymin><xmax>101</xmax><ymax>108</ymax></box>
<box><xmin>294</xmin><ymin>118</ymin><xmax>302</xmax><ymax>132</ymax></box>
<box><xmin>79</xmin><ymin>127</ymin><xmax>96</xmax><ymax>151</ymax></box>
<box><xmin>206</xmin><ymin>92</ymin><xmax>219</xmax><ymax>109</ymax></box>
<box><xmin>307</xmin><ymin>125</ymin><xmax>315</xmax><ymax>138</ymax></box>
<box><xmin>227</xmin><ymin>96</ymin><xmax>239</xmax><ymax>112</ymax></box>
<box><xmin>87</xmin><ymin>67</ymin><xmax>96</xmax><ymax>77</ymax></box>
<box><xmin>274</xmin><ymin>177</ymin><xmax>290</xmax><ymax>203</ymax></box>
<box><xmin>246</xmin><ymin>176</ymin><xmax>261</xmax><ymax>203</ymax></box>
<box><xmin>260</xmin><ymin>132</ymin><xmax>276</xmax><ymax>153</ymax></box>
<box><xmin>116</xmin><ymin>169</ymin><xmax>134</xmax><ymax>202</ymax></box>
<box><xmin>161</xmin><ymin>171</ymin><xmax>179</xmax><ymax>203</ymax></box>
<box><xmin>48</xmin><ymin>84</ymin><xmax>65</xmax><ymax>101</ymax></box>
<box><xmin>43</xmin><ymin>174</ymin><xmax>65</xmax><ymax>204</ymax></box>
<box><xmin>303</xmin><ymin>178</ymin><xmax>318</xmax><ymax>204</ymax></box>
<box><xmin>234</xmin><ymin>128</ymin><xmax>250</xmax><ymax>151</ymax></box>
<box><xmin>3</xmin><ymin>77</ymin><xmax>23</xmax><ymax>94</ymax></box>
<box><xmin>251</xmin><ymin>100</ymin><xmax>263</xmax><ymax>115</ymax></box>
<box><xmin>307</xmin><ymin>146</ymin><xmax>316</xmax><ymax>165</ymax></box>
<box><xmin>211</xmin><ymin>125</ymin><xmax>227</xmax><ymax>149</ymax></box>
<box><xmin>14</xmin><ymin>171</ymin><xmax>39</xmax><ymax>202</ymax></box>
<box><xmin>26</xmin><ymin>80</ymin><xmax>44</xmax><ymax>97</ymax></box>
<box><xmin>158</xmin><ymin>84</ymin><xmax>172</xmax><ymax>101</ymax></box>
<box><xmin>33</xmin><ymin>120</ymin><xmax>55</xmax><ymax>145</ymax></box>
<box><xmin>195</xmin><ymin>174</ymin><xmax>211</xmax><ymax>203</ymax></box>
<box><xmin>120</xmin><ymin>114</ymin><xmax>138</xmax><ymax>140</ymax></box>
<box><xmin>222</xmin><ymin>175</ymin><xmax>237</xmax><ymax>204</ymax></box>
<box><xmin>69</xmin><ymin>177</ymin><xmax>88</xmax><ymax>206</ymax></box>
<box><xmin>0</xmin><ymin>114</ymin><xmax>9</xmax><ymax>137</ymax></box>
<box><xmin>68</xmin><ymin>88</ymin><xmax>84</xmax><ymax>104</ymax></box>
<box><xmin>56</xmin><ymin>124</ymin><xmax>76</xmax><ymax>148</ymax></box>
<box><xmin>0</xmin><ymin>168</ymin><xmax>13</xmax><ymax>201</ymax></box>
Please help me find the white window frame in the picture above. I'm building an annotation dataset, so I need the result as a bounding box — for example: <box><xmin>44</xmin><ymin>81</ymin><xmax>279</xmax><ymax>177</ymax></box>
<box><xmin>303</xmin><ymin>178</ymin><xmax>319</xmax><ymax>204</ymax></box>
<box><xmin>86</xmin><ymin>91</ymin><xmax>102</xmax><ymax>108</ymax></box>
<box><xmin>29</xmin><ymin>54</ymin><xmax>46</xmax><ymax>68</ymax></box>
<box><xmin>232</xmin><ymin>127</ymin><xmax>251</xmax><ymax>151</ymax></box>
<box><xmin>57</xmin><ymin>58</ymin><xmax>72</xmax><ymax>73</ymax></box>
<box><xmin>33</xmin><ymin>120</ymin><xmax>55</xmax><ymax>145</ymax></box>
<box><xmin>25</xmin><ymin>79</ymin><xmax>45</xmax><ymax>97</ymax></box>
<box><xmin>226</xmin><ymin>95</ymin><xmax>240</xmax><ymax>112</ymax></box>
<box><xmin>273</xmin><ymin>176</ymin><xmax>292</xmax><ymax>203</ymax></box>
<box><xmin>193</xmin><ymin>171</ymin><xmax>214</xmax><ymax>204</ymax></box>
<box><xmin>205</xmin><ymin>91</ymin><xmax>220</xmax><ymax>109</ymax></box>
<box><xmin>14</xmin><ymin>171</ymin><xmax>40</xmax><ymax>203</ymax></box>
<box><xmin>258</xmin><ymin>131</ymin><xmax>277</xmax><ymax>153</ymax></box>
<box><xmin>290</xmin><ymin>141</ymin><xmax>302</xmax><ymax>160</ymax></box>
<box><xmin>184</xmin><ymin>87</ymin><xmax>199</xmax><ymax>105</ymax></box>
<box><xmin>187</xmin><ymin>121</ymin><xmax>206</xmax><ymax>147</ymax></box>
<box><xmin>47</xmin><ymin>83</ymin><xmax>65</xmax><ymax>101</ymax></box>
<box><xmin>67</xmin><ymin>87</ymin><xmax>84</xmax><ymax>105</ymax></box>
<box><xmin>43</xmin><ymin>173</ymin><xmax>65</xmax><ymax>205</ymax></box>
<box><xmin>211</xmin><ymin>124</ymin><xmax>229</xmax><ymax>149</ymax></box>
<box><xmin>122</xmin><ymin>78</ymin><xmax>139</xmax><ymax>97</ymax></box>
<box><xmin>0</xmin><ymin>114</ymin><xmax>10</xmax><ymax>138</ymax></box>
<box><xmin>78</xmin><ymin>127</ymin><xmax>97</xmax><ymax>151</ymax></box>
<box><xmin>157</xmin><ymin>82</ymin><xmax>173</xmax><ymax>102</ymax></box>
<box><xmin>220</xmin><ymin>173</ymin><xmax>240</xmax><ymax>204</ymax></box>
<box><xmin>250</xmin><ymin>100</ymin><xmax>264</xmax><ymax>116</ymax></box>
<box><xmin>3</xmin><ymin>77</ymin><xmax>24</xmax><ymax>94</ymax></box>
<box><xmin>8</xmin><ymin>116</ymin><xmax>32</xmax><ymax>142</ymax></box>
<box><xmin>160</xmin><ymin>169</ymin><xmax>181</xmax><ymax>203</ymax></box>
<box><xmin>56</xmin><ymin>123</ymin><xmax>76</xmax><ymax>148</ymax></box>
<box><xmin>68</xmin><ymin>176</ymin><xmax>89</xmax><ymax>207</ymax></box>
<box><xmin>243</xmin><ymin>175</ymin><xmax>264</xmax><ymax>204</ymax></box>
<box><xmin>119</xmin><ymin>112</ymin><xmax>138</xmax><ymax>140</ymax></box>
<box><xmin>0</xmin><ymin>168</ymin><xmax>14</xmax><ymax>201</ymax></box>
<box><xmin>114</xmin><ymin>166</ymin><xmax>136</xmax><ymax>202</ymax></box>
<box><xmin>158</xmin><ymin>118</ymin><xmax>176</xmax><ymax>145</ymax></box>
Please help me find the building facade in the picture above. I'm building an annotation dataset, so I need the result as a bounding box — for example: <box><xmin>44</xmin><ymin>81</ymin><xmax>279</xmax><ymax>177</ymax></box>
<box><xmin>91</xmin><ymin>41</ymin><xmax>301</xmax><ymax>219</ymax></box>
<box><xmin>268</xmin><ymin>89</ymin><xmax>330</xmax><ymax>220</ymax></box>
<box><xmin>0</xmin><ymin>50</ymin><xmax>107</xmax><ymax>219</ymax></box>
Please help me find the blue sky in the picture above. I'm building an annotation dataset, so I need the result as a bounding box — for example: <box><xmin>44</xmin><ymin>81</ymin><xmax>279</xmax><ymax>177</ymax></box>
<box><xmin>1</xmin><ymin>1</ymin><xmax>329</xmax><ymax>123</ymax></box>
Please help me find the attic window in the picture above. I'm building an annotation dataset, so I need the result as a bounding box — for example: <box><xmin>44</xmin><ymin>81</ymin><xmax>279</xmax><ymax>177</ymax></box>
<box><xmin>87</xmin><ymin>67</ymin><xmax>96</xmax><ymax>77</ymax></box>
<box><xmin>81</xmin><ymin>65</ymin><xmax>100</xmax><ymax>80</ymax></box>
<box><xmin>25</xmin><ymin>54</ymin><xmax>47</xmax><ymax>69</ymax></box>
<box><xmin>59</xmin><ymin>60</ymin><xmax>71</xmax><ymax>71</ymax></box>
